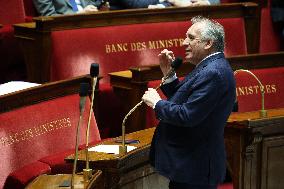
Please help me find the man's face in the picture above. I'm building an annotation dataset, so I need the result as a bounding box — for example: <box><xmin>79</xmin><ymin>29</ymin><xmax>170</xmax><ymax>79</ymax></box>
<box><xmin>183</xmin><ymin>23</ymin><xmax>208</xmax><ymax>65</ymax></box>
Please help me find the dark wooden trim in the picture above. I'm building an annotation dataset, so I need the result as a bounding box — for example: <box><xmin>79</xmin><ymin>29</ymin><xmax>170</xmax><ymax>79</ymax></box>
<box><xmin>0</xmin><ymin>75</ymin><xmax>91</xmax><ymax>113</ymax></box>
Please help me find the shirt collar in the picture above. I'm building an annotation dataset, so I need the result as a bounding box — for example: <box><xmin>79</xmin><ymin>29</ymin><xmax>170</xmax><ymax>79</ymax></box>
<box><xmin>196</xmin><ymin>52</ymin><xmax>222</xmax><ymax>68</ymax></box>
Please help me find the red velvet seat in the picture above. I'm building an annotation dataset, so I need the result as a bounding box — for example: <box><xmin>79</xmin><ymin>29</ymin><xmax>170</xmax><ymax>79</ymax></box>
<box><xmin>39</xmin><ymin>149</ymin><xmax>74</xmax><ymax>174</ymax></box>
<box><xmin>0</xmin><ymin>88</ymin><xmax>101</xmax><ymax>189</ymax></box>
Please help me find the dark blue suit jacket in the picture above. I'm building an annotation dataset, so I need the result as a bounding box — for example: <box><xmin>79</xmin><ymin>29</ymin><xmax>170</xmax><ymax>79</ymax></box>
<box><xmin>150</xmin><ymin>53</ymin><xmax>236</xmax><ymax>185</ymax></box>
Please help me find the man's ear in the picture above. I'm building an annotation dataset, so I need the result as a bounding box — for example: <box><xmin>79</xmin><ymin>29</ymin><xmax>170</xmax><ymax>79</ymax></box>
<box><xmin>204</xmin><ymin>39</ymin><xmax>213</xmax><ymax>50</ymax></box>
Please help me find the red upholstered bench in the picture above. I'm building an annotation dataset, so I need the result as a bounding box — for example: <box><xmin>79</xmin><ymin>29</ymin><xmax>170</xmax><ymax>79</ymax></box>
<box><xmin>0</xmin><ymin>76</ymin><xmax>101</xmax><ymax>189</ymax></box>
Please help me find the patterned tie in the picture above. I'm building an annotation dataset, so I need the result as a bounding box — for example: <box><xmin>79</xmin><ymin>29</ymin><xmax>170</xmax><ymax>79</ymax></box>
<box><xmin>69</xmin><ymin>0</ymin><xmax>78</xmax><ymax>12</ymax></box>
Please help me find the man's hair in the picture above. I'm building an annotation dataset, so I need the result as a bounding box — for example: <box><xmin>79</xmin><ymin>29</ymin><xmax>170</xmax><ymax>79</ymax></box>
<box><xmin>191</xmin><ymin>16</ymin><xmax>225</xmax><ymax>52</ymax></box>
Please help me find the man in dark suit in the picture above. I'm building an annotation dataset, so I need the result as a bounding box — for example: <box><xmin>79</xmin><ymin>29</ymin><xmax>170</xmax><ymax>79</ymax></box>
<box><xmin>142</xmin><ymin>16</ymin><xmax>236</xmax><ymax>189</ymax></box>
<box><xmin>33</xmin><ymin>0</ymin><xmax>101</xmax><ymax>16</ymax></box>
<box><xmin>33</xmin><ymin>0</ymin><xmax>172</xmax><ymax>16</ymax></box>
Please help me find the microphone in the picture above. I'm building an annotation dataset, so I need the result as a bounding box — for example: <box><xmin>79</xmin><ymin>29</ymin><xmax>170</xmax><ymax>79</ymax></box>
<box><xmin>119</xmin><ymin>57</ymin><xmax>183</xmax><ymax>155</ymax></box>
<box><xmin>84</xmin><ymin>63</ymin><xmax>99</xmax><ymax>182</ymax></box>
<box><xmin>71</xmin><ymin>82</ymin><xmax>89</xmax><ymax>189</ymax></box>
<box><xmin>234</xmin><ymin>69</ymin><xmax>267</xmax><ymax>118</ymax></box>
<box><xmin>160</xmin><ymin>57</ymin><xmax>183</xmax><ymax>86</ymax></box>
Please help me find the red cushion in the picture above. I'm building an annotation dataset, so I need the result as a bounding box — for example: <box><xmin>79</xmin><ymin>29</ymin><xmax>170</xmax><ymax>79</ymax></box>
<box><xmin>0</xmin><ymin>94</ymin><xmax>101</xmax><ymax>189</ymax></box>
<box><xmin>3</xmin><ymin>161</ymin><xmax>51</xmax><ymax>189</ymax></box>
<box><xmin>50</xmin><ymin>18</ymin><xmax>246</xmax><ymax>83</ymax></box>
<box><xmin>39</xmin><ymin>149</ymin><xmax>74</xmax><ymax>174</ymax></box>
<box><xmin>218</xmin><ymin>183</ymin><xmax>233</xmax><ymax>189</ymax></box>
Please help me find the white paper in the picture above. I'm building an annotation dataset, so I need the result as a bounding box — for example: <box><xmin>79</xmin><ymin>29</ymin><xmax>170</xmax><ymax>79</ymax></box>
<box><xmin>88</xmin><ymin>145</ymin><xmax>137</xmax><ymax>154</ymax></box>
<box><xmin>0</xmin><ymin>81</ymin><xmax>40</xmax><ymax>96</ymax></box>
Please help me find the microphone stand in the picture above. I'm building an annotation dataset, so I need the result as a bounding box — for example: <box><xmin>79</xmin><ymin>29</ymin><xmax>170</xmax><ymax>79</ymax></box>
<box><xmin>71</xmin><ymin>83</ymin><xmax>88</xmax><ymax>189</ymax></box>
<box><xmin>119</xmin><ymin>69</ymin><xmax>175</xmax><ymax>155</ymax></box>
<box><xmin>234</xmin><ymin>69</ymin><xmax>267</xmax><ymax>118</ymax></box>
<box><xmin>83</xmin><ymin>76</ymin><xmax>97</xmax><ymax>183</ymax></box>
<box><xmin>83</xmin><ymin>63</ymin><xmax>99</xmax><ymax>183</ymax></box>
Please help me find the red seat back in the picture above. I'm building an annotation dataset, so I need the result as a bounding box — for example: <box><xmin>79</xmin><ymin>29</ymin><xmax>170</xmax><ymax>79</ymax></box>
<box><xmin>50</xmin><ymin>18</ymin><xmax>246</xmax><ymax>83</ymax></box>
<box><xmin>235</xmin><ymin>67</ymin><xmax>284</xmax><ymax>112</ymax></box>
<box><xmin>0</xmin><ymin>0</ymin><xmax>26</xmax><ymax>24</ymax></box>
<box><xmin>0</xmin><ymin>94</ymin><xmax>100</xmax><ymax>189</ymax></box>
<box><xmin>23</xmin><ymin>0</ymin><xmax>38</xmax><ymax>18</ymax></box>
<box><xmin>259</xmin><ymin>3</ymin><xmax>281</xmax><ymax>53</ymax></box>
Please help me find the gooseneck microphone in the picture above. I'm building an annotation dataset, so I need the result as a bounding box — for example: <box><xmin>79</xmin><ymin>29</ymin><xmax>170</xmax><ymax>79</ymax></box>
<box><xmin>234</xmin><ymin>69</ymin><xmax>267</xmax><ymax>118</ymax></box>
<box><xmin>84</xmin><ymin>63</ymin><xmax>99</xmax><ymax>182</ymax></box>
<box><xmin>71</xmin><ymin>83</ymin><xmax>89</xmax><ymax>189</ymax></box>
<box><xmin>119</xmin><ymin>57</ymin><xmax>183</xmax><ymax>155</ymax></box>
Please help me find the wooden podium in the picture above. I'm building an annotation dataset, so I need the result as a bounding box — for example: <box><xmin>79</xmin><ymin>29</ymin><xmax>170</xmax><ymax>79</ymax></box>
<box><xmin>62</xmin><ymin>108</ymin><xmax>283</xmax><ymax>189</ymax></box>
<box><xmin>25</xmin><ymin>171</ymin><xmax>103</xmax><ymax>189</ymax></box>
<box><xmin>65</xmin><ymin>127</ymin><xmax>169</xmax><ymax>189</ymax></box>
<box><xmin>226</xmin><ymin>108</ymin><xmax>284</xmax><ymax>189</ymax></box>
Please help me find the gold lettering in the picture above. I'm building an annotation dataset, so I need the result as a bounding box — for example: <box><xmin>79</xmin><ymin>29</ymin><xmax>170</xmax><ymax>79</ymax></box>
<box><xmin>253</xmin><ymin>85</ymin><xmax>260</xmax><ymax>94</ymax></box>
<box><xmin>130</xmin><ymin>42</ymin><xmax>147</xmax><ymax>51</ymax></box>
<box><xmin>105</xmin><ymin>45</ymin><xmax>111</xmax><ymax>54</ymax></box>
<box><xmin>236</xmin><ymin>84</ymin><xmax>278</xmax><ymax>97</ymax></box>
<box><xmin>1</xmin><ymin>117</ymin><xmax>72</xmax><ymax>147</ymax></box>
<box><xmin>33</xmin><ymin>126</ymin><xmax>42</xmax><ymax>136</ymax></box>
<box><xmin>237</xmin><ymin>87</ymin><xmax>246</xmax><ymax>96</ymax></box>
<box><xmin>248</xmin><ymin>86</ymin><xmax>254</xmax><ymax>95</ymax></box>
<box><xmin>271</xmin><ymin>84</ymin><xmax>276</xmax><ymax>93</ymax></box>
<box><xmin>148</xmin><ymin>41</ymin><xmax>156</xmax><ymax>49</ymax></box>
<box><xmin>42</xmin><ymin>124</ymin><xmax>49</xmax><ymax>132</ymax></box>
<box><xmin>266</xmin><ymin>85</ymin><xmax>271</xmax><ymax>93</ymax></box>
<box><xmin>0</xmin><ymin>137</ymin><xmax>8</xmax><ymax>146</ymax></box>
<box><xmin>117</xmin><ymin>43</ymin><xmax>128</xmax><ymax>52</ymax></box>
<box><xmin>179</xmin><ymin>38</ymin><xmax>184</xmax><ymax>46</ymax></box>
<box><xmin>105</xmin><ymin>43</ymin><xmax>128</xmax><ymax>53</ymax></box>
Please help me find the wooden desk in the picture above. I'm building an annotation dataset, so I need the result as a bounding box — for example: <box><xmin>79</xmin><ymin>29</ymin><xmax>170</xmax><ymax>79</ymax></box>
<box><xmin>66</xmin><ymin>127</ymin><xmax>157</xmax><ymax>189</ymax></box>
<box><xmin>66</xmin><ymin>108</ymin><xmax>284</xmax><ymax>189</ymax></box>
<box><xmin>226</xmin><ymin>109</ymin><xmax>284</xmax><ymax>189</ymax></box>
<box><xmin>25</xmin><ymin>171</ymin><xmax>103</xmax><ymax>189</ymax></box>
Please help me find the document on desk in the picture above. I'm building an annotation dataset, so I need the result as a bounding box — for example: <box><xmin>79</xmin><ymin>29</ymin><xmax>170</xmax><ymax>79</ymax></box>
<box><xmin>88</xmin><ymin>145</ymin><xmax>137</xmax><ymax>154</ymax></box>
